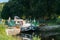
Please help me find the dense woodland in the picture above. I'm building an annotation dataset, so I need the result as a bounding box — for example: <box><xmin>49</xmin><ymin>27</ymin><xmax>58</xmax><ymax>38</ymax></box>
<box><xmin>0</xmin><ymin>0</ymin><xmax>60</xmax><ymax>19</ymax></box>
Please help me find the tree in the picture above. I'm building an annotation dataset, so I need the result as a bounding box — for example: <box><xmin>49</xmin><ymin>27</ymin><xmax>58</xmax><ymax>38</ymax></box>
<box><xmin>1</xmin><ymin>0</ymin><xmax>60</xmax><ymax>19</ymax></box>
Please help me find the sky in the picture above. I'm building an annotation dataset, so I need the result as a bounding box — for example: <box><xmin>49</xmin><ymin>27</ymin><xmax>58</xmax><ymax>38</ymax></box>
<box><xmin>0</xmin><ymin>0</ymin><xmax>9</xmax><ymax>3</ymax></box>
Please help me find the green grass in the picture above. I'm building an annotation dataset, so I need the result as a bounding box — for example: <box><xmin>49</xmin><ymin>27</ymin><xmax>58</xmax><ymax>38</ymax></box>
<box><xmin>0</xmin><ymin>24</ymin><xmax>19</xmax><ymax>40</ymax></box>
<box><xmin>33</xmin><ymin>36</ymin><xmax>41</xmax><ymax>40</ymax></box>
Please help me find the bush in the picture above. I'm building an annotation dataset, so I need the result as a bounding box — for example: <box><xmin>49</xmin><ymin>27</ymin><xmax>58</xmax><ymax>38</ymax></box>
<box><xmin>56</xmin><ymin>16</ymin><xmax>60</xmax><ymax>24</ymax></box>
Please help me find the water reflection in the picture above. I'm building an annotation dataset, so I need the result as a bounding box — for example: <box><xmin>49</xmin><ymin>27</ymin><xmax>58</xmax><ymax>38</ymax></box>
<box><xmin>20</xmin><ymin>33</ymin><xmax>32</xmax><ymax>40</ymax></box>
<box><xmin>16</xmin><ymin>31</ymin><xmax>60</xmax><ymax>40</ymax></box>
<box><xmin>17</xmin><ymin>32</ymin><xmax>40</xmax><ymax>40</ymax></box>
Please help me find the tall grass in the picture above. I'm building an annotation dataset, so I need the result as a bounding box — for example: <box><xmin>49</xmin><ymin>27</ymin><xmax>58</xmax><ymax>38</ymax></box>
<box><xmin>0</xmin><ymin>24</ymin><xmax>19</xmax><ymax>40</ymax></box>
<box><xmin>32</xmin><ymin>34</ymin><xmax>41</xmax><ymax>40</ymax></box>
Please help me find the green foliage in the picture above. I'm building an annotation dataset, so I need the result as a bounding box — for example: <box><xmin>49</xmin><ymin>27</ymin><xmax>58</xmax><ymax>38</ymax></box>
<box><xmin>56</xmin><ymin>16</ymin><xmax>60</xmax><ymax>24</ymax></box>
<box><xmin>1</xmin><ymin>0</ymin><xmax>60</xmax><ymax>19</ymax></box>
<box><xmin>0</xmin><ymin>24</ymin><xmax>20</xmax><ymax>40</ymax></box>
<box><xmin>0</xmin><ymin>3</ymin><xmax>5</xmax><ymax>17</ymax></box>
<box><xmin>33</xmin><ymin>35</ymin><xmax>41</xmax><ymax>40</ymax></box>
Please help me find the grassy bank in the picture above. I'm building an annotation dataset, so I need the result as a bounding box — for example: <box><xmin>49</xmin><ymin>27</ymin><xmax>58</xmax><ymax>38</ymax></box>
<box><xmin>0</xmin><ymin>24</ymin><xmax>19</xmax><ymax>40</ymax></box>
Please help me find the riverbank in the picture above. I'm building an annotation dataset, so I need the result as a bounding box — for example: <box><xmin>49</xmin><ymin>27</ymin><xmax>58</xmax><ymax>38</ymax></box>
<box><xmin>0</xmin><ymin>24</ymin><xmax>22</xmax><ymax>40</ymax></box>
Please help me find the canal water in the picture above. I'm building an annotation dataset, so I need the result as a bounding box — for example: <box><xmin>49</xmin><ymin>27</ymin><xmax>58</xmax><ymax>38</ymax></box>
<box><xmin>15</xmin><ymin>31</ymin><xmax>60</xmax><ymax>40</ymax></box>
<box><xmin>14</xmin><ymin>25</ymin><xmax>60</xmax><ymax>40</ymax></box>
<box><xmin>16</xmin><ymin>31</ymin><xmax>41</xmax><ymax>40</ymax></box>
